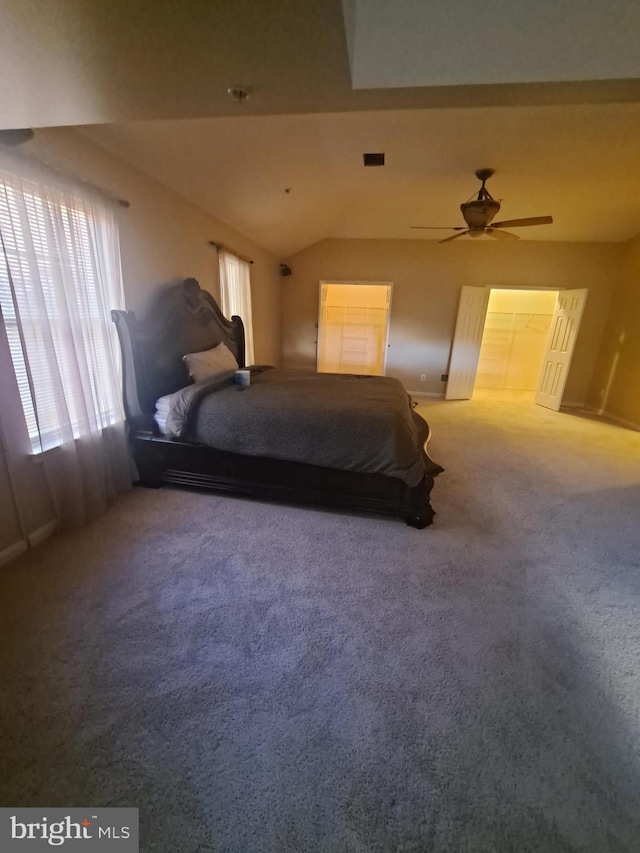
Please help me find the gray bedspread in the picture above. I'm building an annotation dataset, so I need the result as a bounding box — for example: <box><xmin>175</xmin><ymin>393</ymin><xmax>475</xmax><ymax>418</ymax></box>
<box><xmin>165</xmin><ymin>368</ymin><xmax>427</xmax><ymax>486</ymax></box>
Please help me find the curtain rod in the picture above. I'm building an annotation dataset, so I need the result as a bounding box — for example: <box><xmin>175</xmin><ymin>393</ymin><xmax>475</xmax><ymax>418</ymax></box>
<box><xmin>38</xmin><ymin>153</ymin><xmax>131</xmax><ymax>208</ymax></box>
<box><xmin>209</xmin><ymin>240</ymin><xmax>254</xmax><ymax>265</ymax></box>
<box><xmin>0</xmin><ymin>147</ymin><xmax>130</xmax><ymax>208</ymax></box>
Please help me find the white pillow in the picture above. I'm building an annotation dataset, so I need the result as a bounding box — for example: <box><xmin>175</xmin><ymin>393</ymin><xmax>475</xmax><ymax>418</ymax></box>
<box><xmin>182</xmin><ymin>342</ymin><xmax>239</xmax><ymax>382</ymax></box>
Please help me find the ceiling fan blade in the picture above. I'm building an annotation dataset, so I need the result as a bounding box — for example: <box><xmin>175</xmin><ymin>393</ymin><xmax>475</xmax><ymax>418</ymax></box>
<box><xmin>491</xmin><ymin>216</ymin><xmax>553</xmax><ymax>228</ymax></box>
<box><xmin>438</xmin><ymin>231</ymin><xmax>469</xmax><ymax>244</ymax></box>
<box><xmin>411</xmin><ymin>226</ymin><xmax>467</xmax><ymax>230</ymax></box>
<box><xmin>486</xmin><ymin>228</ymin><xmax>520</xmax><ymax>241</ymax></box>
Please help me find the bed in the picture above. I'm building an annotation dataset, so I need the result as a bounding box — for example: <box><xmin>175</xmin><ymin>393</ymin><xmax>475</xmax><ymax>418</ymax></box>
<box><xmin>111</xmin><ymin>278</ymin><xmax>443</xmax><ymax>528</ymax></box>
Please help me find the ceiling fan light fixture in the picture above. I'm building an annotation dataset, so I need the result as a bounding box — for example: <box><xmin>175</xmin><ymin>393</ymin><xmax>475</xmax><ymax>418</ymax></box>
<box><xmin>460</xmin><ymin>198</ymin><xmax>501</xmax><ymax>229</ymax></box>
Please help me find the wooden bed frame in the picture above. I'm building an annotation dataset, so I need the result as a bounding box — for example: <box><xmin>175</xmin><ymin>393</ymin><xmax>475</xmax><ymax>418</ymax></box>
<box><xmin>112</xmin><ymin>278</ymin><xmax>443</xmax><ymax>528</ymax></box>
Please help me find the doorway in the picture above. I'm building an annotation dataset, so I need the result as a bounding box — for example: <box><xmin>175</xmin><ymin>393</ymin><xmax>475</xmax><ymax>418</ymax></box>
<box><xmin>446</xmin><ymin>286</ymin><xmax>588</xmax><ymax>410</ymax></box>
<box><xmin>475</xmin><ymin>289</ymin><xmax>558</xmax><ymax>397</ymax></box>
<box><xmin>317</xmin><ymin>281</ymin><xmax>392</xmax><ymax>375</ymax></box>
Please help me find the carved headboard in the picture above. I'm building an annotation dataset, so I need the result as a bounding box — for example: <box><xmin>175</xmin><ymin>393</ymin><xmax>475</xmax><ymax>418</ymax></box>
<box><xmin>111</xmin><ymin>278</ymin><xmax>245</xmax><ymax>431</ymax></box>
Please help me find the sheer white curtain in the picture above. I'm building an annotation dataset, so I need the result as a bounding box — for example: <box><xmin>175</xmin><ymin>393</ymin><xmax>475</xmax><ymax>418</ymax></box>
<box><xmin>0</xmin><ymin>149</ymin><xmax>131</xmax><ymax>530</ymax></box>
<box><xmin>218</xmin><ymin>249</ymin><xmax>255</xmax><ymax>365</ymax></box>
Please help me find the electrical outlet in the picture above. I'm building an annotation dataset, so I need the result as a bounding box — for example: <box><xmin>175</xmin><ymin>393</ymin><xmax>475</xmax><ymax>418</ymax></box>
<box><xmin>440</xmin><ymin>373</ymin><xmax>449</xmax><ymax>382</ymax></box>
<box><xmin>420</xmin><ymin>374</ymin><xmax>426</xmax><ymax>382</ymax></box>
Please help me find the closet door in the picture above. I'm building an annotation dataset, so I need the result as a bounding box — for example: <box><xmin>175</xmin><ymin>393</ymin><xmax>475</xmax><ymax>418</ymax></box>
<box><xmin>535</xmin><ymin>289</ymin><xmax>588</xmax><ymax>411</ymax></box>
<box><xmin>445</xmin><ymin>286</ymin><xmax>490</xmax><ymax>400</ymax></box>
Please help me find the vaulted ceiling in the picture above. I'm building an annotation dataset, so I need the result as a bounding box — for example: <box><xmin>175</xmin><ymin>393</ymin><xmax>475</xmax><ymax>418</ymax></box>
<box><xmin>2</xmin><ymin>0</ymin><xmax>640</xmax><ymax>255</ymax></box>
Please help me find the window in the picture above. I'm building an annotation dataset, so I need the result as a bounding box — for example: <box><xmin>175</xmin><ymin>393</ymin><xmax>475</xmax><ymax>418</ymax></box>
<box><xmin>0</xmin><ymin>159</ymin><xmax>125</xmax><ymax>454</ymax></box>
<box><xmin>218</xmin><ymin>249</ymin><xmax>255</xmax><ymax>365</ymax></box>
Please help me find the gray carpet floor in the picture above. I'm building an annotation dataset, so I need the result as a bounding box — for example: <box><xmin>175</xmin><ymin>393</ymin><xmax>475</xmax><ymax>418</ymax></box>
<box><xmin>1</xmin><ymin>390</ymin><xmax>640</xmax><ymax>852</ymax></box>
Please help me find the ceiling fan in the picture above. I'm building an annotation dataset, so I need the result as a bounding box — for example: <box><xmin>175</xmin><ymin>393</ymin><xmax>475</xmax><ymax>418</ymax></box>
<box><xmin>412</xmin><ymin>168</ymin><xmax>553</xmax><ymax>243</ymax></box>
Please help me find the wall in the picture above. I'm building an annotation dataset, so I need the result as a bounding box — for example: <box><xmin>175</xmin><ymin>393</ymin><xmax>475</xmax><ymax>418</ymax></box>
<box><xmin>588</xmin><ymin>232</ymin><xmax>640</xmax><ymax>427</ymax></box>
<box><xmin>0</xmin><ymin>448</ymin><xmax>22</xmax><ymax>557</ymax></box>
<box><xmin>0</xmin><ymin>127</ymin><xmax>282</xmax><ymax>561</ymax></box>
<box><xmin>282</xmin><ymin>238</ymin><xmax>621</xmax><ymax>401</ymax></box>
<box><xmin>31</xmin><ymin>128</ymin><xmax>282</xmax><ymax>361</ymax></box>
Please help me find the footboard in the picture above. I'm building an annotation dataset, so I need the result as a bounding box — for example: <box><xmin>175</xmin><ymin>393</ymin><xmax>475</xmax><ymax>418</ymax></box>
<box><xmin>131</xmin><ymin>433</ymin><xmax>442</xmax><ymax>528</ymax></box>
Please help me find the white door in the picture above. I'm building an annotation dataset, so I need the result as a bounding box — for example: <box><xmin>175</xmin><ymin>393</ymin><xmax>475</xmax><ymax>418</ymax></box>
<box><xmin>535</xmin><ymin>288</ymin><xmax>588</xmax><ymax>411</ymax></box>
<box><xmin>445</xmin><ymin>286</ymin><xmax>490</xmax><ymax>400</ymax></box>
<box><xmin>317</xmin><ymin>282</ymin><xmax>392</xmax><ymax>375</ymax></box>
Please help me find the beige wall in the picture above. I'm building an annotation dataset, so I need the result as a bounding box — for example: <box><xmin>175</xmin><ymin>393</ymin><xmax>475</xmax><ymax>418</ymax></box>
<box><xmin>30</xmin><ymin>128</ymin><xmax>282</xmax><ymax>363</ymax></box>
<box><xmin>0</xmin><ymin>127</ymin><xmax>281</xmax><ymax>559</ymax></box>
<box><xmin>283</xmin><ymin>238</ymin><xmax>621</xmax><ymax>401</ymax></box>
<box><xmin>588</xmin><ymin>233</ymin><xmax>640</xmax><ymax>427</ymax></box>
<box><xmin>0</xmin><ymin>448</ymin><xmax>22</xmax><ymax>555</ymax></box>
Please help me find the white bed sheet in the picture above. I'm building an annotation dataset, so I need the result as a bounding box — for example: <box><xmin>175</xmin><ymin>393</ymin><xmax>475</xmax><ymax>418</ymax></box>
<box><xmin>154</xmin><ymin>393</ymin><xmax>175</xmax><ymax>435</ymax></box>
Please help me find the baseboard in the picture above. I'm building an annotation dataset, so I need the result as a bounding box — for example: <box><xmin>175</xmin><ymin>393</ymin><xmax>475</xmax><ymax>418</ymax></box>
<box><xmin>28</xmin><ymin>519</ymin><xmax>58</xmax><ymax>548</ymax></box>
<box><xmin>581</xmin><ymin>405</ymin><xmax>640</xmax><ymax>432</ymax></box>
<box><xmin>560</xmin><ymin>400</ymin><xmax>587</xmax><ymax>409</ymax></box>
<box><xmin>408</xmin><ymin>391</ymin><xmax>445</xmax><ymax>399</ymax></box>
<box><xmin>606</xmin><ymin>413</ymin><xmax>640</xmax><ymax>432</ymax></box>
<box><xmin>0</xmin><ymin>539</ymin><xmax>28</xmax><ymax>568</ymax></box>
<box><xmin>0</xmin><ymin>520</ymin><xmax>57</xmax><ymax>569</ymax></box>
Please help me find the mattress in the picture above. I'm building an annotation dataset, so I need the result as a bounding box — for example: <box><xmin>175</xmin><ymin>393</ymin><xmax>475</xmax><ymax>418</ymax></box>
<box><xmin>164</xmin><ymin>367</ymin><xmax>427</xmax><ymax>486</ymax></box>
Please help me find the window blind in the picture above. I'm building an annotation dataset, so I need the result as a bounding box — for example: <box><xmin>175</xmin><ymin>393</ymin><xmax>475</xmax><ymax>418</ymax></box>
<box><xmin>0</xmin><ymin>166</ymin><xmax>124</xmax><ymax>454</ymax></box>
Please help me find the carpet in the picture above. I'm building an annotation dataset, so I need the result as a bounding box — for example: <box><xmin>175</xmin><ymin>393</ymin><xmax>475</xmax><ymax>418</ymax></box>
<box><xmin>1</xmin><ymin>390</ymin><xmax>639</xmax><ymax>852</ymax></box>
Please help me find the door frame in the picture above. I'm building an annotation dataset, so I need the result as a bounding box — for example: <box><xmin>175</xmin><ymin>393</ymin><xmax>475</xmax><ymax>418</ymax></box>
<box><xmin>317</xmin><ymin>280</ymin><xmax>394</xmax><ymax>375</ymax></box>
